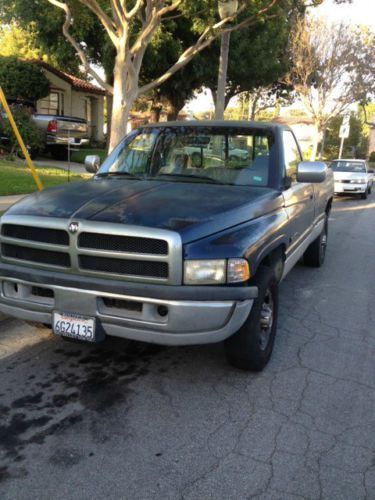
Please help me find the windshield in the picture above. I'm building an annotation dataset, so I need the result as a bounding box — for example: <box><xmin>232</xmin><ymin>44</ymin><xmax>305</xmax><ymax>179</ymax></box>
<box><xmin>331</xmin><ymin>161</ymin><xmax>366</xmax><ymax>173</ymax></box>
<box><xmin>98</xmin><ymin>126</ymin><xmax>274</xmax><ymax>187</ymax></box>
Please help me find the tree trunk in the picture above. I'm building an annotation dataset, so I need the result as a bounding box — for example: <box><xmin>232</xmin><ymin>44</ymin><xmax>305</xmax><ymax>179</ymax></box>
<box><xmin>106</xmin><ymin>93</ymin><xmax>113</xmax><ymax>151</ymax></box>
<box><xmin>109</xmin><ymin>50</ymin><xmax>137</xmax><ymax>152</ymax></box>
<box><xmin>319</xmin><ymin>127</ymin><xmax>326</xmax><ymax>160</ymax></box>
<box><xmin>167</xmin><ymin>103</ymin><xmax>180</xmax><ymax>121</ymax></box>
<box><xmin>150</xmin><ymin>105</ymin><xmax>162</xmax><ymax>123</ymax></box>
<box><xmin>310</xmin><ymin>125</ymin><xmax>320</xmax><ymax>161</ymax></box>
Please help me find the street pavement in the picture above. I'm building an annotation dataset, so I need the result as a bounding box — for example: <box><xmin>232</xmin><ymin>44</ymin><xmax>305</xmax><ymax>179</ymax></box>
<box><xmin>0</xmin><ymin>195</ymin><xmax>374</xmax><ymax>499</ymax></box>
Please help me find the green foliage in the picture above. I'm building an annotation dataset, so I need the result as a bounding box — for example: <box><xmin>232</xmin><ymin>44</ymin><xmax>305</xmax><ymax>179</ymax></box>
<box><xmin>0</xmin><ymin>23</ymin><xmax>44</xmax><ymax>59</ymax></box>
<box><xmin>0</xmin><ymin>56</ymin><xmax>50</xmax><ymax>101</ymax></box>
<box><xmin>369</xmin><ymin>151</ymin><xmax>375</xmax><ymax>162</ymax></box>
<box><xmin>0</xmin><ymin>106</ymin><xmax>44</xmax><ymax>154</ymax></box>
<box><xmin>0</xmin><ymin>0</ymin><xmax>108</xmax><ymax>76</ymax></box>
<box><xmin>324</xmin><ymin>113</ymin><xmax>368</xmax><ymax>160</ymax></box>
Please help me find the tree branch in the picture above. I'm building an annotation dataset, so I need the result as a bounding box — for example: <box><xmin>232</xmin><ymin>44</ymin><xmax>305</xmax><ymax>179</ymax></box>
<box><xmin>138</xmin><ymin>2</ymin><xmax>279</xmax><ymax>96</ymax></box>
<box><xmin>47</xmin><ymin>0</ymin><xmax>114</xmax><ymax>93</ymax></box>
<box><xmin>125</xmin><ymin>0</ymin><xmax>145</xmax><ymax>20</ymax></box>
<box><xmin>78</xmin><ymin>0</ymin><xmax>119</xmax><ymax>45</ymax></box>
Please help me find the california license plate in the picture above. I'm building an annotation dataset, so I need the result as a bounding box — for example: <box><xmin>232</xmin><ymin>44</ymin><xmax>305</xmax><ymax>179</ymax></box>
<box><xmin>53</xmin><ymin>312</ymin><xmax>96</xmax><ymax>342</ymax></box>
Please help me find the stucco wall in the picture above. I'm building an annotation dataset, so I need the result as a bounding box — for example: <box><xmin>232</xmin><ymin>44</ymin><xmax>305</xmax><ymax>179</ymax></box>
<box><xmin>36</xmin><ymin>68</ymin><xmax>105</xmax><ymax>143</ymax></box>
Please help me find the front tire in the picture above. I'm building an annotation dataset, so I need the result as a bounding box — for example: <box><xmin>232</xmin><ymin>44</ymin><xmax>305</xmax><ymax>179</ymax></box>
<box><xmin>304</xmin><ymin>217</ymin><xmax>328</xmax><ymax>267</ymax></box>
<box><xmin>224</xmin><ymin>266</ymin><xmax>279</xmax><ymax>372</ymax></box>
<box><xmin>361</xmin><ymin>188</ymin><xmax>368</xmax><ymax>200</ymax></box>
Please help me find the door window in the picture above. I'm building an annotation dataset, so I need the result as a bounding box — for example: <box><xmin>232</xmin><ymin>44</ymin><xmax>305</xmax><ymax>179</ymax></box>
<box><xmin>283</xmin><ymin>130</ymin><xmax>302</xmax><ymax>182</ymax></box>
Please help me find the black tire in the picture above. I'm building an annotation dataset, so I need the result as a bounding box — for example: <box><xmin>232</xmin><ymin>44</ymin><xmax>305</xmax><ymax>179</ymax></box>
<box><xmin>224</xmin><ymin>265</ymin><xmax>279</xmax><ymax>372</ymax></box>
<box><xmin>368</xmin><ymin>185</ymin><xmax>372</xmax><ymax>195</ymax></box>
<box><xmin>304</xmin><ymin>216</ymin><xmax>328</xmax><ymax>267</ymax></box>
<box><xmin>51</xmin><ymin>146</ymin><xmax>68</xmax><ymax>161</ymax></box>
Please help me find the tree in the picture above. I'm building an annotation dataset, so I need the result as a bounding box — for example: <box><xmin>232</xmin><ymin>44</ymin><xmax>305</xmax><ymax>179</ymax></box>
<box><xmin>0</xmin><ymin>1</ymin><xmax>109</xmax><ymax>76</ymax></box>
<box><xmin>324</xmin><ymin>113</ymin><xmax>367</xmax><ymax>160</ymax></box>
<box><xmin>0</xmin><ymin>56</ymin><xmax>50</xmax><ymax>101</ymax></box>
<box><xmin>203</xmin><ymin>0</ymin><xmax>304</xmax><ymax>111</ymax></box>
<box><xmin>0</xmin><ymin>23</ymin><xmax>44</xmax><ymax>60</ymax></box>
<box><xmin>39</xmin><ymin>0</ymin><xmax>287</xmax><ymax>151</ymax></box>
<box><xmin>284</xmin><ymin>17</ymin><xmax>375</xmax><ymax>160</ymax></box>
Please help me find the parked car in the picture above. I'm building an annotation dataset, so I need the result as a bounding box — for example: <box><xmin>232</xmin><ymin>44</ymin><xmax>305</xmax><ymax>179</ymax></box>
<box><xmin>0</xmin><ymin>121</ymin><xmax>334</xmax><ymax>371</ymax></box>
<box><xmin>2</xmin><ymin>98</ymin><xmax>89</xmax><ymax>160</ymax></box>
<box><xmin>331</xmin><ymin>159</ymin><xmax>374</xmax><ymax>199</ymax></box>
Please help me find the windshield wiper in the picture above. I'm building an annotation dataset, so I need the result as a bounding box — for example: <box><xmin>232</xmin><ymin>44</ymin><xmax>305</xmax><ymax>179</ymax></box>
<box><xmin>96</xmin><ymin>171</ymin><xmax>141</xmax><ymax>179</ymax></box>
<box><xmin>155</xmin><ymin>173</ymin><xmax>225</xmax><ymax>184</ymax></box>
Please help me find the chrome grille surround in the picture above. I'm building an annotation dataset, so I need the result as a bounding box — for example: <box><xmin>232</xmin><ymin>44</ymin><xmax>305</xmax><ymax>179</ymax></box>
<box><xmin>0</xmin><ymin>215</ymin><xmax>183</xmax><ymax>284</ymax></box>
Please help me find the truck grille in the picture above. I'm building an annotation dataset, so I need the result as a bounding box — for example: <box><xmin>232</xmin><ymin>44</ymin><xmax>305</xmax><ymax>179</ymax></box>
<box><xmin>78</xmin><ymin>232</ymin><xmax>168</xmax><ymax>255</ymax></box>
<box><xmin>0</xmin><ymin>218</ymin><xmax>182</xmax><ymax>284</ymax></box>
<box><xmin>2</xmin><ymin>224</ymin><xmax>69</xmax><ymax>245</ymax></box>
<box><xmin>1</xmin><ymin>243</ymin><xmax>71</xmax><ymax>267</ymax></box>
<box><xmin>79</xmin><ymin>255</ymin><xmax>168</xmax><ymax>278</ymax></box>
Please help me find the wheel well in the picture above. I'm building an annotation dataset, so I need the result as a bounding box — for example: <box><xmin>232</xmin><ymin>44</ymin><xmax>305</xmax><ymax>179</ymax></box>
<box><xmin>257</xmin><ymin>245</ymin><xmax>286</xmax><ymax>281</ymax></box>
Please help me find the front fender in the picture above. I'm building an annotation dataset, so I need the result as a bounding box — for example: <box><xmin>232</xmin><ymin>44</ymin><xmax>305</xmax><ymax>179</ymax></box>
<box><xmin>183</xmin><ymin>209</ymin><xmax>289</xmax><ymax>277</ymax></box>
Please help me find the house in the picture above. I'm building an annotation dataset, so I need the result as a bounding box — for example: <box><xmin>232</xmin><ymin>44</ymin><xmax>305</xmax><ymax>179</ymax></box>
<box><xmin>32</xmin><ymin>61</ymin><xmax>106</xmax><ymax>144</ymax></box>
<box><xmin>272</xmin><ymin>116</ymin><xmax>315</xmax><ymax>157</ymax></box>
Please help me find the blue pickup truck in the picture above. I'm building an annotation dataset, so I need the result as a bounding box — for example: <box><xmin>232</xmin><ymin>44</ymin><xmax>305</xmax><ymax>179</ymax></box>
<box><xmin>0</xmin><ymin>121</ymin><xmax>333</xmax><ymax>370</ymax></box>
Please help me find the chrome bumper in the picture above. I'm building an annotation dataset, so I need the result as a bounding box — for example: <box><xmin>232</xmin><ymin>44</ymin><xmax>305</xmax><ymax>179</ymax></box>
<box><xmin>0</xmin><ymin>275</ymin><xmax>255</xmax><ymax>345</ymax></box>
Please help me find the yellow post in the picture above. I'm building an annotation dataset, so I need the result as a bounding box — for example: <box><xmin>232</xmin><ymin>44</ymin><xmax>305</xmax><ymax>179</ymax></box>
<box><xmin>0</xmin><ymin>86</ymin><xmax>43</xmax><ymax>191</ymax></box>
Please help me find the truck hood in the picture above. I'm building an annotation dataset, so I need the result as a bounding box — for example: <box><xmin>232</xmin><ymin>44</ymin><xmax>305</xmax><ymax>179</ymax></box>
<box><xmin>5</xmin><ymin>178</ymin><xmax>282</xmax><ymax>243</ymax></box>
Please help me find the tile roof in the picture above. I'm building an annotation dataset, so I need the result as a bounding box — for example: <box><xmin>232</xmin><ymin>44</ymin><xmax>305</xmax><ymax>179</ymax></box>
<box><xmin>31</xmin><ymin>60</ymin><xmax>107</xmax><ymax>96</ymax></box>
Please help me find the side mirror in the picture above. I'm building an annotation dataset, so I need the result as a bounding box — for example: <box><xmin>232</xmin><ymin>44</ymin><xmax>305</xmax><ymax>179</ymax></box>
<box><xmin>296</xmin><ymin>161</ymin><xmax>327</xmax><ymax>183</ymax></box>
<box><xmin>85</xmin><ymin>155</ymin><xmax>101</xmax><ymax>173</ymax></box>
<box><xmin>368</xmin><ymin>169</ymin><xmax>374</xmax><ymax>174</ymax></box>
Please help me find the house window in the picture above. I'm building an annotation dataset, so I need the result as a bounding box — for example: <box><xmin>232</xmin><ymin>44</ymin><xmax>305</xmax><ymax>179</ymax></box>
<box><xmin>39</xmin><ymin>91</ymin><xmax>64</xmax><ymax>115</ymax></box>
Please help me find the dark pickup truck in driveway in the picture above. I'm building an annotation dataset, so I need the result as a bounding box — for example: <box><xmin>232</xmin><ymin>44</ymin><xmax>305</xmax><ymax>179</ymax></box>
<box><xmin>0</xmin><ymin>121</ymin><xmax>334</xmax><ymax>370</ymax></box>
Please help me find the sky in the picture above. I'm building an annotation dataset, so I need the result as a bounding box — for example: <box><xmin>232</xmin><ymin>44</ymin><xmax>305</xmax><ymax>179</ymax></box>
<box><xmin>186</xmin><ymin>0</ymin><xmax>375</xmax><ymax>113</ymax></box>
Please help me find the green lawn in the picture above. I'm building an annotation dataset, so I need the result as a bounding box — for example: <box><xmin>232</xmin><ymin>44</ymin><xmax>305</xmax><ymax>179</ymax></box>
<box><xmin>0</xmin><ymin>160</ymin><xmax>89</xmax><ymax>196</ymax></box>
<box><xmin>70</xmin><ymin>148</ymin><xmax>107</xmax><ymax>164</ymax></box>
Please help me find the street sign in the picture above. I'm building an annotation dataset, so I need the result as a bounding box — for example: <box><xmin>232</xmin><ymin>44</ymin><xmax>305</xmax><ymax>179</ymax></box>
<box><xmin>339</xmin><ymin>124</ymin><xmax>350</xmax><ymax>139</ymax></box>
<box><xmin>342</xmin><ymin>114</ymin><xmax>350</xmax><ymax>127</ymax></box>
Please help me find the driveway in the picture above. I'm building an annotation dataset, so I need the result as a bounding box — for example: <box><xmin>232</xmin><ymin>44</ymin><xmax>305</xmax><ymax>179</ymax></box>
<box><xmin>0</xmin><ymin>196</ymin><xmax>374</xmax><ymax>499</ymax></box>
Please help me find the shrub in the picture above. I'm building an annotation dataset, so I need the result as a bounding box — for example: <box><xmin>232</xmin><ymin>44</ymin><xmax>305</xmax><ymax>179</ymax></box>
<box><xmin>369</xmin><ymin>151</ymin><xmax>375</xmax><ymax>162</ymax></box>
<box><xmin>0</xmin><ymin>105</ymin><xmax>44</xmax><ymax>156</ymax></box>
<box><xmin>0</xmin><ymin>56</ymin><xmax>50</xmax><ymax>101</ymax></box>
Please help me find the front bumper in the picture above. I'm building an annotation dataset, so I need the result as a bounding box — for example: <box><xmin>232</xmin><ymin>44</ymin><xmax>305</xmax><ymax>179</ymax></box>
<box><xmin>334</xmin><ymin>182</ymin><xmax>367</xmax><ymax>194</ymax></box>
<box><xmin>0</xmin><ymin>264</ymin><xmax>257</xmax><ymax>345</ymax></box>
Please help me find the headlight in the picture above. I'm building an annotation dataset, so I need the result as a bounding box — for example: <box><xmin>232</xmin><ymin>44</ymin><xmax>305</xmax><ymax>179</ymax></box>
<box><xmin>184</xmin><ymin>259</ymin><xmax>249</xmax><ymax>285</ymax></box>
<box><xmin>350</xmin><ymin>179</ymin><xmax>366</xmax><ymax>184</ymax></box>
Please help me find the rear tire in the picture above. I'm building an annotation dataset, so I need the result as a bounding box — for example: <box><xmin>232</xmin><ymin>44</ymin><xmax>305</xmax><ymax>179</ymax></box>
<box><xmin>304</xmin><ymin>217</ymin><xmax>328</xmax><ymax>267</ymax></box>
<box><xmin>224</xmin><ymin>266</ymin><xmax>279</xmax><ymax>372</ymax></box>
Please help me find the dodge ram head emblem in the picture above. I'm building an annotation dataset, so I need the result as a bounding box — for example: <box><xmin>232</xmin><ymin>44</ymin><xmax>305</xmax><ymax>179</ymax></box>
<box><xmin>68</xmin><ymin>222</ymin><xmax>79</xmax><ymax>234</ymax></box>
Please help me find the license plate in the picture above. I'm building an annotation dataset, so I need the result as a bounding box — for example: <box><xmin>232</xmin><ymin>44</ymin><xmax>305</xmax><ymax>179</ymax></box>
<box><xmin>53</xmin><ymin>312</ymin><xmax>96</xmax><ymax>342</ymax></box>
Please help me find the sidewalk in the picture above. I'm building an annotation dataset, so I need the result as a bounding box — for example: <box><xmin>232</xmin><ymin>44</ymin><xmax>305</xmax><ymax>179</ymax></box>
<box><xmin>33</xmin><ymin>159</ymin><xmax>87</xmax><ymax>175</ymax></box>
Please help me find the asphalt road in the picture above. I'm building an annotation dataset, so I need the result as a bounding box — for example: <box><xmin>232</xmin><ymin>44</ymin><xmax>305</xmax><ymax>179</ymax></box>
<box><xmin>0</xmin><ymin>195</ymin><xmax>374</xmax><ymax>500</ymax></box>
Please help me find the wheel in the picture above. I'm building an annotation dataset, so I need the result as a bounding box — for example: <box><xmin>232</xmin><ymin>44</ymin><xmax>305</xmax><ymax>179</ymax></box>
<box><xmin>304</xmin><ymin>216</ymin><xmax>328</xmax><ymax>267</ymax></box>
<box><xmin>361</xmin><ymin>189</ymin><xmax>368</xmax><ymax>200</ymax></box>
<box><xmin>368</xmin><ymin>185</ymin><xmax>372</xmax><ymax>195</ymax></box>
<box><xmin>51</xmin><ymin>146</ymin><xmax>68</xmax><ymax>161</ymax></box>
<box><xmin>224</xmin><ymin>265</ymin><xmax>279</xmax><ymax>371</ymax></box>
